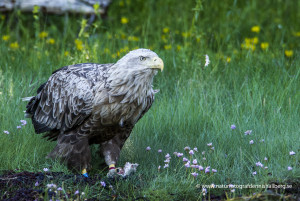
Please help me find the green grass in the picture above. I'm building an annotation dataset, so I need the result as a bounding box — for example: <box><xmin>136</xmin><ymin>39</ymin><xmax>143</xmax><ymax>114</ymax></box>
<box><xmin>0</xmin><ymin>0</ymin><xmax>299</xmax><ymax>200</ymax></box>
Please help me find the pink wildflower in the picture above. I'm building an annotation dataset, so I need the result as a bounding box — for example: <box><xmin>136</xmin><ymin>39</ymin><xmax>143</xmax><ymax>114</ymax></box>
<box><xmin>198</xmin><ymin>166</ymin><xmax>204</xmax><ymax>171</ymax></box>
<box><xmin>192</xmin><ymin>159</ymin><xmax>197</xmax><ymax>164</ymax></box>
<box><xmin>212</xmin><ymin>169</ymin><xmax>217</xmax><ymax>173</ymax></box>
<box><xmin>146</xmin><ymin>146</ymin><xmax>151</xmax><ymax>151</ymax></box>
<box><xmin>255</xmin><ymin>162</ymin><xmax>263</xmax><ymax>168</ymax></box>
<box><xmin>231</xmin><ymin>124</ymin><xmax>236</xmax><ymax>130</ymax></box>
<box><xmin>205</xmin><ymin>166</ymin><xmax>210</xmax><ymax>173</ymax></box>
<box><xmin>177</xmin><ymin>153</ymin><xmax>183</xmax><ymax>157</ymax></box>
<box><xmin>289</xmin><ymin>151</ymin><xmax>296</xmax><ymax>155</ymax></box>
<box><xmin>287</xmin><ymin>166</ymin><xmax>292</xmax><ymax>171</ymax></box>
<box><xmin>191</xmin><ymin>172</ymin><xmax>198</xmax><ymax>177</ymax></box>
<box><xmin>3</xmin><ymin>130</ymin><xmax>9</xmax><ymax>134</ymax></box>
<box><xmin>207</xmin><ymin>143</ymin><xmax>212</xmax><ymax>147</ymax></box>
<box><xmin>189</xmin><ymin>150</ymin><xmax>194</xmax><ymax>155</ymax></box>
<box><xmin>101</xmin><ymin>181</ymin><xmax>106</xmax><ymax>187</ymax></box>
<box><xmin>158</xmin><ymin>149</ymin><xmax>162</xmax><ymax>153</ymax></box>
<box><xmin>184</xmin><ymin>162</ymin><xmax>190</xmax><ymax>168</ymax></box>
<box><xmin>249</xmin><ymin>140</ymin><xmax>254</xmax><ymax>144</ymax></box>
<box><xmin>183</xmin><ymin>157</ymin><xmax>189</xmax><ymax>162</ymax></box>
<box><xmin>244</xmin><ymin>130</ymin><xmax>252</xmax><ymax>135</ymax></box>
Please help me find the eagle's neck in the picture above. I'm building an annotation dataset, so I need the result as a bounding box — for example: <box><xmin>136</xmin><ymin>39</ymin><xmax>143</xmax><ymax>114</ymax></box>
<box><xmin>106</xmin><ymin>65</ymin><xmax>156</xmax><ymax>104</ymax></box>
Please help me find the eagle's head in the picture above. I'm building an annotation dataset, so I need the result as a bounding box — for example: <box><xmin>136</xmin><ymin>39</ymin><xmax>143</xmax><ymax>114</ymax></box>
<box><xmin>114</xmin><ymin>49</ymin><xmax>164</xmax><ymax>74</ymax></box>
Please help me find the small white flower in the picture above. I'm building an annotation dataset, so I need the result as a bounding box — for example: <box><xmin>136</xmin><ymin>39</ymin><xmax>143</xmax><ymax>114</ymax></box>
<box><xmin>264</xmin><ymin>157</ymin><xmax>268</xmax><ymax>161</ymax></box>
<box><xmin>252</xmin><ymin>171</ymin><xmax>257</xmax><ymax>175</ymax></box>
<box><xmin>249</xmin><ymin>140</ymin><xmax>254</xmax><ymax>144</ymax></box>
<box><xmin>204</xmin><ymin>54</ymin><xmax>210</xmax><ymax>67</ymax></box>
<box><xmin>184</xmin><ymin>146</ymin><xmax>191</xmax><ymax>151</ymax></box>
<box><xmin>287</xmin><ymin>166</ymin><xmax>293</xmax><ymax>171</ymax></box>
<box><xmin>3</xmin><ymin>130</ymin><xmax>9</xmax><ymax>134</ymax></box>
<box><xmin>207</xmin><ymin>143</ymin><xmax>212</xmax><ymax>147</ymax></box>
<box><xmin>289</xmin><ymin>151</ymin><xmax>296</xmax><ymax>156</ymax></box>
<box><xmin>43</xmin><ymin>168</ymin><xmax>49</xmax><ymax>172</ymax></box>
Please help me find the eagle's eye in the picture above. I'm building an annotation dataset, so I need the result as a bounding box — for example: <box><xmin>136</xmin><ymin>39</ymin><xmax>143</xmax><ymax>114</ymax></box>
<box><xmin>139</xmin><ymin>56</ymin><xmax>146</xmax><ymax>61</ymax></box>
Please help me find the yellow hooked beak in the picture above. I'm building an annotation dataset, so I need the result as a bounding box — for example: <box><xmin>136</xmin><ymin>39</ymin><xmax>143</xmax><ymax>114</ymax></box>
<box><xmin>151</xmin><ymin>57</ymin><xmax>164</xmax><ymax>72</ymax></box>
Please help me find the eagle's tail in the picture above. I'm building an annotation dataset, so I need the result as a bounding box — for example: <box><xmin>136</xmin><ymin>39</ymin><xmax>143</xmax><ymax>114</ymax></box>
<box><xmin>22</xmin><ymin>96</ymin><xmax>34</xmax><ymax>101</ymax></box>
<box><xmin>22</xmin><ymin>96</ymin><xmax>35</xmax><ymax>118</ymax></box>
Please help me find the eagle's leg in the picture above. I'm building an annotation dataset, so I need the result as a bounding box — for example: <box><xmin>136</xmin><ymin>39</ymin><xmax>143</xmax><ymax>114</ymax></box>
<box><xmin>47</xmin><ymin>133</ymin><xmax>91</xmax><ymax>176</ymax></box>
<box><xmin>100</xmin><ymin>133</ymin><xmax>128</xmax><ymax>178</ymax></box>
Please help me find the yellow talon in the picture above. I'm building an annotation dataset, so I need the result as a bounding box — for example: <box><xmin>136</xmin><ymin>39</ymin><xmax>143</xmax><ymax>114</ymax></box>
<box><xmin>82</xmin><ymin>168</ymin><xmax>87</xmax><ymax>174</ymax></box>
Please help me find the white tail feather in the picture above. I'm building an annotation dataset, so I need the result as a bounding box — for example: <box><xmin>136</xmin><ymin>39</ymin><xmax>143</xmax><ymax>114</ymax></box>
<box><xmin>22</xmin><ymin>96</ymin><xmax>34</xmax><ymax>101</ymax></box>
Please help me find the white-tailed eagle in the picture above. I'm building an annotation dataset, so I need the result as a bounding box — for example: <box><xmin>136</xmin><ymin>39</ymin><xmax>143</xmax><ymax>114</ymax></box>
<box><xmin>23</xmin><ymin>49</ymin><xmax>164</xmax><ymax>177</ymax></box>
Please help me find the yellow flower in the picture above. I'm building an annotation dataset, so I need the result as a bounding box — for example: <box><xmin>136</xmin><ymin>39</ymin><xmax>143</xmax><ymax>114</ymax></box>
<box><xmin>293</xmin><ymin>32</ymin><xmax>300</xmax><ymax>37</ymax></box>
<box><xmin>241</xmin><ymin>43</ymin><xmax>256</xmax><ymax>51</ymax></box>
<box><xmin>2</xmin><ymin>35</ymin><xmax>10</xmax><ymax>41</ymax></box>
<box><xmin>10</xmin><ymin>42</ymin><xmax>19</xmax><ymax>49</ymax></box>
<box><xmin>75</xmin><ymin>39</ymin><xmax>83</xmax><ymax>51</ymax></box>
<box><xmin>251</xmin><ymin>26</ymin><xmax>260</xmax><ymax>33</ymax></box>
<box><xmin>226</xmin><ymin>57</ymin><xmax>231</xmax><ymax>63</ymax></box>
<box><xmin>39</xmin><ymin>31</ymin><xmax>48</xmax><ymax>38</ymax></box>
<box><xmin>252</xmin><ymin>37</ymin><xmax>259</xmax><ymax>44</ymax></box>
<box><xmin>121</xmin><ymin>17</ymin><xmax>129</xmax><ymax>24</ymax></box>
<box><xmin>284</xmin><ymin>50</ymin><xmax>293</xmax><ymax>57</ymax></box>
<box><xmin>164</xmin><ymin>44</ymin><xmax>172</xmax><ymax>50</ymax></box>
<box><xmin>1</xmin><ymin>15</ymin><xmax>5</xmax><ymax>20</ymax></box>
<box><xmin>32</xmin><ymin>5</ymin><xmax>40</xmax><ymax>14</ymax></box>
<box><xmin>176</xmin><ymin>45</ymin><xmax>182</xmax><ymax>51</ymax></box>
<box><xmin>163</xmin><ymin>27</ymin><xmax>170</xmax><ymax>33</ymax></box>
<box><xmin>161</xmin><ymin>35</ymin><xmax>167</xmax><ymax>43</ymax></box>
<box><xmin>181</xmin><ymin>32</ymin><xmax>191</xmax><ymax>38</ymax></box>
<box><xmin>47</xmin><ymin>38</ymin><xmax>55</xmax><ymax>44</ymax></box>
<box><xmin>111</xmin><ymin>54</ymin><xmax>117</xmax><ymax>59</ymax></box>
<box><xmin>244</xmin><ymin>38</ymin><xmax>252</xmax><ymax>44</ymax></box>
<box><xmin>128</xmin><ymin>36</ymin><xmax>139</xmax><ymax>41</ymax></box>
<box><xmin>64</xmin><ymin>51</ymin><xmax>69</xmax><ymax>56</ymax></box>
<box><xmin>119</xmin><ymin>0</ymin><xmax>125</xmax><ymax>6</ymax></box>
<box><xmin>260</xmin><ymin>42</ymin><xmax>269</xmax><ymax>50</ymax></box>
